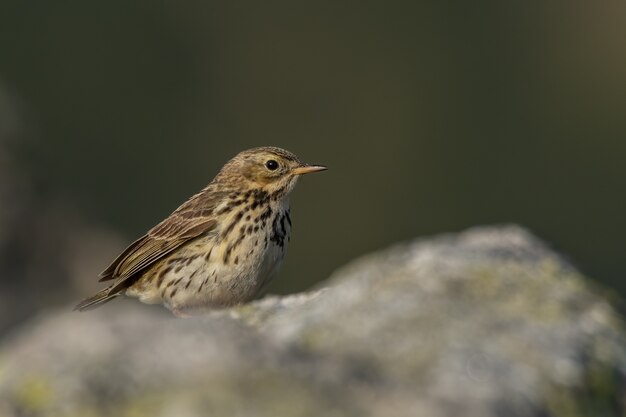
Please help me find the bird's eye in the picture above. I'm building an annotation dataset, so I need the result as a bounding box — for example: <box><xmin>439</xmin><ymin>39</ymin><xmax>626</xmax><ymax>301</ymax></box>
<box><xmin>265</xmin><ymin>160</ymin><xmax>279</xmax><ymax>171</ymax></box>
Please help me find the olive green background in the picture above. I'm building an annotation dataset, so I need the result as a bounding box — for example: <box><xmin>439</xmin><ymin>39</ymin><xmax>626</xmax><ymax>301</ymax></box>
<box><xmin>0</xmin><ymin>2</ymin><xmax>624</xmax><ymax>302</ymax></box>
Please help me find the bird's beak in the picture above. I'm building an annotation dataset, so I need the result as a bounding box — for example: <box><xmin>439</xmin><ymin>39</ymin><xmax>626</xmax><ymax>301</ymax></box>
<box><xmin>291</xmin><ymin>164</ymin><xmax>328</xmax><ymax>175</ymax></box>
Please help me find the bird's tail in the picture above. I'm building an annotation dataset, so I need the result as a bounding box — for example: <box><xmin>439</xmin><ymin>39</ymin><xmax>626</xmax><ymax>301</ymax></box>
<box><xmin>74</xmin><ymin>287</ymin><xmax>120</xmax><ymax>311</ymax></box>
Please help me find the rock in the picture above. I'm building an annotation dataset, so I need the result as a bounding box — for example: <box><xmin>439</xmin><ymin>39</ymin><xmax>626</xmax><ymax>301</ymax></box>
<box><xmin>0</xmin><ymin>225</ymin><xmax>624</xmax><ymax>417</ymax></box>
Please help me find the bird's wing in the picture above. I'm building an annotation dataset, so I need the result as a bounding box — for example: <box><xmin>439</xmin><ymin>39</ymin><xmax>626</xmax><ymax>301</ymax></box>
<box><xmin>98</xmin><ymin>192</ymin><xmax>221</xmax><ymax>283</ymax></box>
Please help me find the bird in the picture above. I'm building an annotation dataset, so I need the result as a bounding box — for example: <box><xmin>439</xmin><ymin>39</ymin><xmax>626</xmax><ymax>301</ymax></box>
<box><xmin>75</xmin><ymin>146</ymin><xmax>326</xmax><ymax>317</ymax></box>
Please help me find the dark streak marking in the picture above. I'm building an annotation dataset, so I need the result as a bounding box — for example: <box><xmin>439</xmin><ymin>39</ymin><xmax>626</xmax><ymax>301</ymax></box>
<box><xmin>185</xmin><ymin>254</ymin><xmax>201</xmax><ymax>266</ymax></box>
<box><xmin>280</xmin><ymin>214</ymin><xmax>287</xmax><ymax>236</ymax></box>
<box><xmin>224</xmin><ymin>246</ymin><xmax>233</xmax><ymax>264</ymax></box>
<box><xmin>222</xmin><ymin>211</ymin><xmax>244</xmax><ymax>238</ymax></box>
<box><xmin>198</xmin><ymin>278</ymin><xmax>206</xmax><ymax>293</ymax></box>
<box><xmin>224</xmin><ymin>232</ymin><xmax>246</xmax><ymax>263</ymax></box>
<box><xmin>157</xmin><ymin>265</ymin><xmax>174</xmax><ymax>287</ymax></box>
<box><xmin>216</xmin><ymin>198</ymin><xmax>245</xmax><ymax>215</ymax></box>
<box><xmin>167</xmin><ymin>257</ymin><xmax>184</xmax><ymax>265</ymax></box>
<box><xmin>216</xmin><ymin>206</ymin><xmax>232</xmax><ymax>215</ymax></box>
<box><xmin>261</xmin><ymin>207</ymin><xmax>273</xmax><ymax>221</ymax></box>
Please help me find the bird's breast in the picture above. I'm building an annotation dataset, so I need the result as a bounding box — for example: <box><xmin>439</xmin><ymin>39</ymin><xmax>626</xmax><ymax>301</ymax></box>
<box><xmin>213</xmin><ymin>198</ymin><xmax>291</xmax><ymax>296</ymax></box>
<box><xmin>140</xmin><ymin>198</ymin><xmax>292</xmax><ymax>314</ymax></box>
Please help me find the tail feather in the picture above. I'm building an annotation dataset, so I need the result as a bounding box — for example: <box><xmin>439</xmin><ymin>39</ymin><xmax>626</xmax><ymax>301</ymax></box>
<box><xmin>74</xmin><ymin>287</ymin><xmax>120</xmax><ymax>311</ymax></box>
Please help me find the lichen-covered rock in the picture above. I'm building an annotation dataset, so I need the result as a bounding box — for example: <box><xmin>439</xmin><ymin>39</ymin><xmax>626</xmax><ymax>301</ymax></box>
<box><xmin>0</xmin><ymin>225</ymin><xmax>624</xmax><ymax>417</ymax></box>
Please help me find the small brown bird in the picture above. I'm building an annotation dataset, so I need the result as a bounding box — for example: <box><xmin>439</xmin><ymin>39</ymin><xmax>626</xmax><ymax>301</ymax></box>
<box><xmin>75</xmin><ymin>147</ymin><xmax>326</xmax><ymax>316</ymax></box>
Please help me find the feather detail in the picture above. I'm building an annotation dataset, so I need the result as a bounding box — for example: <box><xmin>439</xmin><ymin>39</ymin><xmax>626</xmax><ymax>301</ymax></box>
<box><xmin>74</xmin><ymin>286</ymin><xmax>119</xmax><ymax>311</ymax></box>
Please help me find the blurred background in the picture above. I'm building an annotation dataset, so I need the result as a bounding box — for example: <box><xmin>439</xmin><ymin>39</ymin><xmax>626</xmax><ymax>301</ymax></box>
<box><xmin>0</xmin><ymin>2</ymin><xmax>624</xmax><ymax>334</ymax></box>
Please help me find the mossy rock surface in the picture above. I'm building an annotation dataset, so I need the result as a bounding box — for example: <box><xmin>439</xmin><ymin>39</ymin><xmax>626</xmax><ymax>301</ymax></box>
<box><xmin>1</xmin><ymin>225</ymin><xmax>624</xmax><ymax>417</ymax></box>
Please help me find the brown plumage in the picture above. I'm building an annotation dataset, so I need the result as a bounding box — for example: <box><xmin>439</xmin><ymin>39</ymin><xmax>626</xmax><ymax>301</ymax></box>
<box><xmin>75</xmin><ymin>147</ymin><xmax>326</xmax><ymax>316</ymax></box>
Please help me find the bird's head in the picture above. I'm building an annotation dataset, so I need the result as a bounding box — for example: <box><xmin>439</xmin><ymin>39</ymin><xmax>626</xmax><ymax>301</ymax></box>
<box><xmin>217</xmin><ymin>147</ymin><xmax>327</xmax><ymax>197</ymax></box>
